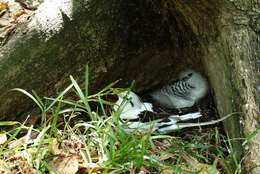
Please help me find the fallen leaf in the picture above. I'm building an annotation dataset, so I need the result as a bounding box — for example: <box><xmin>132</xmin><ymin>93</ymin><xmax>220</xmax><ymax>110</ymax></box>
<box><xmin>19</xmin><ymin>161</ymin><xmax>37</xmax><ymax>174</ymax></box>
<box><xmin>78</xmin><ymin>162</ymin><xmax>116</xmax><ymax>173</ymax></box>
<box><xmin>162</xmin><ymin>170</ymin><xmax>174</xmax><ymax>174</ymax></box>
<box><xmin>130</xmin><ymin>166</ymin><xmax>136</xmax><ymax>174</ymax></box>
<box><xmin>90</xmin><ymin>166</ymin><xmax>106</xmax><ymax>172</ymax></box>
<box><xmin>8</xmin><ymin>136</ymin><xmax>26</xmax><ymax>149</ymax></box>
<box><xmin>51</xmin><ymin>154</ymin><xmax>80</xmax><ymax>174</ymax></box>
<box><xmin>13</xmin><ymin>11</ymin><xmax>26</xmax><ymax>21</ymax></box>
<box><xmin>208</xmin><ymin>153</ymin><xmax>229</xmax><ymax>172</ymax></box>
<box><xmin>0</xmin><ymin>19</ymin><xmax>10</xmax><ymax>27</ymax></box>
<box><xmin>160</xmin><ymin>153</ymin><xmax>175</xmax><ymax>161</ymax></box>
<box><xmin>180</xmin><ymin>152</ymin><xmax>220</xmax><ymax>174</ymax></box>
<box><xmin>8</xmin><ymin>131</ymin><xmax>37</xmax><ymax>149</ymax></box>
<box><xmin>5</xmin><ymin>152</ymin><xmax>23</xmax><ymax>163</ymax></box>
<box><xmin>0</xmin><ymin>3</ymin><xmax>7</xmax><ymax>17</ymax></box>
<box><xmin>0</xmin><ymin>24</ymin><xmax>16</xmax><ymax>44</ymax></box>
<box><xmin>159</xmin><ymin>160</ymin><xmax>174</xmax><ymax>174</ymax></box>
<box><xmin>27</xmin><ymin>114</ymin><xmax>63</xmax><ymax>126</ymax></box>
<box><xmin>0</xmin><ymin>134</ymin><xmax>7</xmax><ymax>145</ymax></box>
<box><xmin>0</xmin><ymin>162</ymin><xmax>11</xmax><ymax>174</ymax></box>
<box><xmin>138</xmin><ymin>166</ymin><xmax>149</xmax><ymax>174</ymax></box>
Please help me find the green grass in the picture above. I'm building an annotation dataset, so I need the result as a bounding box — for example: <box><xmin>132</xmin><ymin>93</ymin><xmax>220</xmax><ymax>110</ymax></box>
<box><xmin>0</xmin><ymin>65</ymin><xmax>250</xmax><ymax>173</ymax></box>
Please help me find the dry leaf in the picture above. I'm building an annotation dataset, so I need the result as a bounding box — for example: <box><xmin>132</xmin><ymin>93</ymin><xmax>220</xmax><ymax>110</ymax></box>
<box><xmin>8</xmin><ymin>136</ymin><xmax>26</xmax><ymax>149</ymax></box>
<box><xmin>19</xmin><ymin>161</ymin><xmax>37</xmax><ymax>174</ymax></box>
<box><xmin>90</xmin><ymin>165</ymin><xmax>106</xmax><ymax>172</ymax></box>
<box><xmin>160</xmin><ymin>153</ymin><xmax>175</xmax><ymax>161</ymax></box>
<box><xmin>0</xmin><ymin>3</ymin><xmax>7</xmax><ymax>17</ymax></box>
<box><xmin>2</xmin><ymin>152</ymin><xmax>35</xmax><ymax>173</ymax></box>
<box><xmin>27</xmin><ymin>114</ymin><xmax>63</xmax><ymax>126</ymax></box>
<box><xmin>181</xmin><ymin>153</ymin><xmax>220</xmax><ymax>174</ymax></box>
<box><xmin>161</xmin><ymin>164</ymin><xmax>174</xmax><ymax>174</ymax></box>
<box><xmin>159</xmin><ymin>160</ymin><xmax>174</xmax><ymax>174</ymax></box>
<box><xmin>138</xmin><ymin>166</ymin><xmax>150</xmax><ymax>174</ymax></box>
<box><xmin>8</xmin><ymin>131</ymin><xmax>37</xmax><ymax>149</ymax></box>
<box><xmin>130</xmin><ymin>166</ymin><xmax>136</xmax><ymax>174</ymax></box>
<box><xmin>78</xmin><ymin>162</ymin><xmax>113</xmax><ymax>173</ymax></box>
<box><xmin>5</xmin><ymin>152</ymin><xmax>23</xmax><ymax>163</ymax></box>
<box><xmin>0</xmin><ymin>19</ymin><xmax>10</xmax><ymax>27</ymax></box>
<box><xmin>162</xmin><ymin>170</ymin><xmax>174</xmax><ymax>174</ymax></box>
<box><xmin>0</xmin><ymin>162</ymin><xmax>11</xmax><ymax>174</ymax></box>
<box><xmin>0</xmin><ymin>134</ymin><xmax>7</xmax><ymax>145</ymax></box>
<box><xmin>0</xmin><ymin>24</ymin><xmax>16</xmax><ymax>43</ymax></box>
<box><xmin>13</xmin><ymin>11</ymin><xmax>26</xmax><ymax>21</ymax></box>
<box><xmin>51</xmin><ymin>154</ymin><xmax>80</xmax><ymax>174</ymax></box>
<box><xmin>208</xmin><ymin>153</ymin><xmax>228</xmax><ymax>172</ymax></box>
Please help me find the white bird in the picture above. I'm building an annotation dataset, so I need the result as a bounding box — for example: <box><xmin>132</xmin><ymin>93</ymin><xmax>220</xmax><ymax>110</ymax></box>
<box><xmin>114</xmin><ymin>91</ymin><xmax>235</xmax><ymax>134</ymax></box>
<box><xmin>149</xmin><ymin>69</ymin><xmax>209</xmax><ymax>109</ymax></box>
<box><xmin>114</xmin><ymin>91</ymin><xmax>199</xmax><ymax>133</ymax></box>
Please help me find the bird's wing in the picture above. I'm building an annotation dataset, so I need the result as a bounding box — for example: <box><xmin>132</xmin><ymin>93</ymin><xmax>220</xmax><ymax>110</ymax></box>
<box><xmin>121</xmin><ymin>111</ymin><xmax>178</xmax><ymax>133</ymax></box>
<box><xmin>120</xmin><ymin>100</ymin><xmax>202</xmax><ymax>122</ymax></box>
<box><xmin>119</xmin><ymin>108</ymin><xmax>143</xmax><ymax>120</ymax></box>
<box><xmin>122</xmin><ymin>110</ymin><xmax>169</xmax><ymax>122</ymax></box>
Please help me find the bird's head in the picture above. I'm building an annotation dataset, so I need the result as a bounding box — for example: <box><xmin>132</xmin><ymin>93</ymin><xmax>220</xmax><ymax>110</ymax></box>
<box><xmin>179</xmin><ymin>69</ymin><xmax>205</xmax><ymax>85</ymax></box>
<box><xmin>114</xmin><ymin>91</ymin><xmax>143</xmax><ymax>112</ymax></box>
<box><xmin>179</xmin><ymin>69</ymin><xmax>209</xmax><ymax>99</ymax></box>
<box><xmin>179</xmin><ymin>69</ymin><xmax>195</xmax><ymax>81</ymax></box>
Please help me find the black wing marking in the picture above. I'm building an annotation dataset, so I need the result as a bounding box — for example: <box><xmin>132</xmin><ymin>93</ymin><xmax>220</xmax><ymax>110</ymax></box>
<box><xmin>123</xmin><ymin>110</ymin><xmax>172</xmax><ymax>123</ymax></box>
<box><xmin>129</xmin><ymin>100</ymin><xmax>134</xmax><ymax>107</ymax></box>
<box><xmin>151</xmin><ymin>105</ymin><xmax>168</xmax><ymax>114</ymax></box>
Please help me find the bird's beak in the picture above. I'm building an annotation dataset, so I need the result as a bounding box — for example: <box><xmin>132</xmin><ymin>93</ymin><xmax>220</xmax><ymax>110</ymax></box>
<box><xmin>117</xmin><ymin>93</ymin><xmax>123</xmax><ymax>98</ymax></box>
<box><xmin>115</xmin><ymin>89</ymin><xmax>131</xmax><ymax>98</ymax></box>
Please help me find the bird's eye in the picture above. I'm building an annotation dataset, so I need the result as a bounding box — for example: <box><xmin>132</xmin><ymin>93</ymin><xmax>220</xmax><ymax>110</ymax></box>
<box><xmin>187</xmin><ymin>73</ymin><xmax>193</xmax><ymax>77</ymax></box>
<box><xmin>181</xmin><ymin>72</ymin><xmax>193</xmax><ymax>81</ymax></box>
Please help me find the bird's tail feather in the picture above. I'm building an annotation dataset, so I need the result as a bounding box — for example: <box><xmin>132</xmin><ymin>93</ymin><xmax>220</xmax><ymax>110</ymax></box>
<box><xmin>169</xmin><ymin>111</ymin><xmax>202</xmax><ymax>121</ymax></box>
<box><xmin>158</xmin><ymin>112</ymin><xmax>241</xmax><ymax>133</ymax></box>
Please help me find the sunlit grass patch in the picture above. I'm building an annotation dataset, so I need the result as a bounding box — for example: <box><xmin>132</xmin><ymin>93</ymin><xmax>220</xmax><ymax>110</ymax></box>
<box><xmin>0</xmin><ymin>66</ymin><xmax>246</xmax><ymax>173</ymax></box>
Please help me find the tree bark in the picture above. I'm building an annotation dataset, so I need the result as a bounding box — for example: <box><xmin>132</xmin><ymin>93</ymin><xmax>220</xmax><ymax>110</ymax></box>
<box><xmin>0</xmin><ymin>0</ymin><xmax>172</xmax><ymax>120</ymax></box>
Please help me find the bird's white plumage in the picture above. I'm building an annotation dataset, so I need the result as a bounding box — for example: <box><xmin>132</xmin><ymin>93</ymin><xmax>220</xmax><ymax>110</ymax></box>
<box><xmin>150</xmin><ymin>69</ymin><xmax>208</xmax><ymax>109</ymax></box>
<box><xmin>114</xmin><ymin>91</ymin><xmax>202</xmax><ymax>133</ymax></box>
<box><xmin>114</xmin><ymin>91</ymin><xmax>235</xmax><ymax>134</ymax></box>
<box><xmin>114</xmin><ymin>91</ymin><xmax>152</xmax><ymax>120</ymax></box>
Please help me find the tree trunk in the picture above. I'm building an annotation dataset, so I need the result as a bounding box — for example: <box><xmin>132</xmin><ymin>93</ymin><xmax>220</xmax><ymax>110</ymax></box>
<box><xmin>0</xmin><ymin>0</ymin><xmax>259</xmax><ymax>172</ymax></box>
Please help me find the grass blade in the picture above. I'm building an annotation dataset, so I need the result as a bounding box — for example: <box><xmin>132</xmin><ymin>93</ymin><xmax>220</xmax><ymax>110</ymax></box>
<box><xmin>85</xmin><ymin>65</ymin><xmax>89</xmax><ymax>99</ymax></box>
<box><xmin>70</xmin><ymin>75</ymin><xmax>93</xmax><ymax>119</ymax></box>
<box><xmin>45</xmin><ymin>97</ymin><xmax>85</xmax><ymax>108</ymax></box>
<box><xmin>70</xmin><ymin>76</ymin><xmax>86</xmax><ymax>106</ymax></box>
<box><xmin>50</xmin><ymin>97</ymin><xmax>63</xmax><ymax>139</ymax></box>
<box><xmin>12</xmin><ymin>88</ymin><xmax>44</xmax><ymax>111</ymax></box>
<box><xmin>46</xmin><ymin>83</ymin><xmax>73</xmax><ymax>111</ymax></box>
<box><xmin>0</xmin><ymin>121</ymin><xmax>20</xmax><ymax>126</ymax></box>
<box><xmin>31</xmin><ymin>90</ymin><xmax>44</xmax><ymax>109</ymax></box>
<box><xmin>0</xmin><ymin>123</ymin><xmax>25</xmax><ymax>151</ymax></box>
<box><xmin>242</xmin><ymin>127</ymin><xmax>260</xmax><ymax>146</ymax></box>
